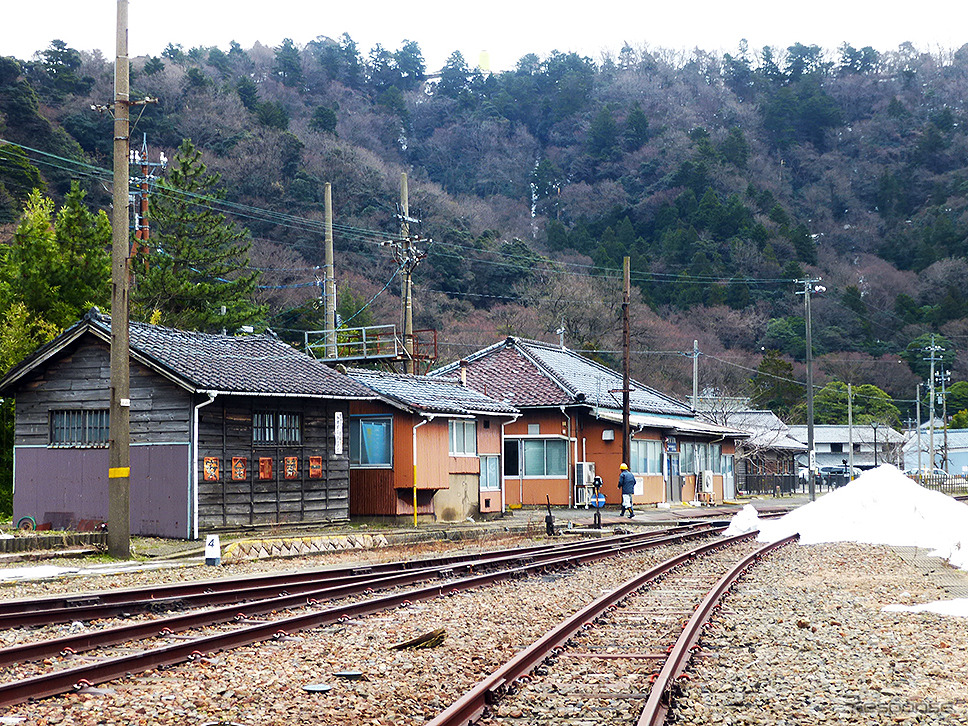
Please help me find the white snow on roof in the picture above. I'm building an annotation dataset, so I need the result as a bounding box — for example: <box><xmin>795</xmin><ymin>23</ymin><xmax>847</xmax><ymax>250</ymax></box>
<box><xmin>725</xmin><ymin>464</ymin><xmax>968</xmax><ymax>617</ymax></box>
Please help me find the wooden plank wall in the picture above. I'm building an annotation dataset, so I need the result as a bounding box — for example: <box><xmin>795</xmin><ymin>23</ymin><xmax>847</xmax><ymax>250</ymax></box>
<box><xmin>196</xmin><ymin>398</ymin><xmax>350</xmax><ymax>529</ymax></box>
<box><xmin>14</xmin><ymin>340</ymin><xmax>192</xmax><ymax>446</ymax></box>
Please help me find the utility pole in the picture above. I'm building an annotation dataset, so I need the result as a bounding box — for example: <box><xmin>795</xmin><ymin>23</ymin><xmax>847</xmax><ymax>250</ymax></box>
<box><xmin>108</xmin><ymin>0</ymin><xmax>131</xmax><ymax>559</ymax></box>
<box><xmin>796</xmin><ymin>277</ymin><xmax>824</xmax><ymax>501</ymax></box>
<box><xmin>622</xmin><ymin>257</ymin><xmax>631</xmax><ymax>466</ymax></box>
<box><xmin>924</xmin><ymin>336</ymin><xmax>943</xmax><ymax>470</ymax></box>
<box><xmin>691</xmin><ymin>339</ymin><xmax>699</xmax><ymax>412</ymax></box>
<box><xmin>847</xmin><ymin>382</ymin><xmax>854</xmax><ymax>478</ymax></box>
<box><xmin>939</xmin><ymin>365</ymin><xmax>950</xmax><ymax>473</ymax></box>
<box><xmin>323</xmin><ymin>182</ymin><xmax>337</xmax><ymax>359</ymax></box>
<box><xmin>384</xmin><ymin>173</ymin><xmax>426</xmax><ymax>375</ymax></box>
<box><xmin>129</xmin><ymin>133</ymin><xmax>165</xmax><ymax>268</ymax></box>
<box><xmin>916</xmin><ymin>383</ymin><xmax>923</xmax><ymax>474</ymax></box>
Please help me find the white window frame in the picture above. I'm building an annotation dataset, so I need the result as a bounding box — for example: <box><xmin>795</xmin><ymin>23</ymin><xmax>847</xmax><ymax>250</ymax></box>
<box><xmin>480</xmin><ymin>454</ymin><xmax>501</xmax><ymax>490</ymax></box>
<box><xmin>522</xmin><ymin>437</ymin><xmax>568</xmax><ymax>478</ymax></box>
<box><xmin>449</xmin><ymin>419</ymin><xmax>477</xmax><ymax>456</ymax></box>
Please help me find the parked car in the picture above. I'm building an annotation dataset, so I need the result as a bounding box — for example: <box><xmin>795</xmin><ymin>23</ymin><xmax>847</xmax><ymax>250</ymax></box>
<box><xmin>903</xmin><ymin>468</ymin><xmax>950</xmax><ymax>483</ymax></box>
<box><xmin>818</xmin><ymin>465</ymin><xmax>861</xmax><ymax>487</ymax></box>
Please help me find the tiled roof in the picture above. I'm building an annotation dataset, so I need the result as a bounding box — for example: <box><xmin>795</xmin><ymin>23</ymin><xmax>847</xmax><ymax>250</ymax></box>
<box><xmin>0</xmin><ymin>310</ymin><xmax>374</xmax><ymax>399</ymax></box>
<box><xmin>433</xmin><ymin>337</ymin><xmax>692</xmax><ymax>416</ymax></box>
<box><xmin>347</xmin><ymin>369</ymin><xmax>519</xmax><ymax>416</ymax></box>
<box><xmin>721</xmin><ymin>410</ymin><xmax>807</xmax><ymax>451</ymax></box>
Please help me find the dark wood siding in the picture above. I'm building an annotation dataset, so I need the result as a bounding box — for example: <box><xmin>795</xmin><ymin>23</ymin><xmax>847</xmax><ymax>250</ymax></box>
<box><xmin>196</xmin><ymin>397</ymin><xmax>350</xmax><ymax>529</ymax></box>
<box><xmin>14</xmin><ymin>339</ymin><xmax>192</xmax><ymax>446</ymax></box>
<box><xmin>11</xmin><ymin>337</ymin><xmax>193</xmax><ymax>538</ymax></box>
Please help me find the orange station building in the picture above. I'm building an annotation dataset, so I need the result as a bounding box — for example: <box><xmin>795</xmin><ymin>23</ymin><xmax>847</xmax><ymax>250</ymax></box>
<box><xmin>432</xmin><ymin>338</ymin><xmax>746</xmax><ymax>509</ymax></box>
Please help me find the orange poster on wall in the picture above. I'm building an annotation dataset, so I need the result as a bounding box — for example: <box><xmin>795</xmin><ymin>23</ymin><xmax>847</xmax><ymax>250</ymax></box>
<box><xmin>284</xmin><ymin>456</ymin><xmax>298</xmax><ymax>479</ymax></box>
<box><xmin>203</xmin><ymin>457</ymin><xmax>220</xmax><ymax>481</ymax></box>
<box><xmin>232</xmin><ymin>457</ymin><xmax>247</xmax><ymax>480</ymax></box>
<box><xmin>259</xmin><ymin>457</ymin><xmax>273</xmax><ymax>480</ymax></box>
<box><xmin>309</xmin><ymin>456</ymin><xmax>323</xmax><ymax>479</ymax></box>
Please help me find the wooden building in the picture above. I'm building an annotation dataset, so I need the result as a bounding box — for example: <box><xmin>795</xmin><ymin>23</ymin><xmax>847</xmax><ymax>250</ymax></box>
<box><xmin>0</xmin><ymin>309</ymin><xmax>374</xmax><ymax>539</ymax></box>
<box><xmin>346</xmin><ymin>369</ymin><xmax>518</xmax><ymax>521</ymax></box>
<box><xmin>431</xmin><ymin>338</ymin><xmax>745</xmax><ymax>508</ymax></box>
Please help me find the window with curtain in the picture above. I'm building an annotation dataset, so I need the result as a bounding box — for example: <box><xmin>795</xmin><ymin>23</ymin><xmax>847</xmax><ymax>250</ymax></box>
<box><xmin>710</xmin><ymin>443</ymin><xmax>722</xmax><ymax>473</ymax></box>
<box><xmin>480</xmin><ymin>455</ymin><xmax>500</xmax><ymax>490</ymax></box>
<box><xmin>522</xmin><ymin>438</ymin><xmax>567</xmax><ymax>477</ymax></box>
<box><xmin>349</xmin><ymin>416</ymin><xmax>392</xmax><ymax>467</ymax></box>
<box><xmin>630</xmin><ymin>440</ymin><xmax>662</xmax><ymax>474</ymax></box>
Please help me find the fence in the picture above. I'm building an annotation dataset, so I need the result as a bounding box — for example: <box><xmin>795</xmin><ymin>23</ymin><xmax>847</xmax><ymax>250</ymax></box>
<box><xmin>912</xmin><ymin>473</ymin><xmax>968</xmax><ymax>496</ymax></box>
<box><xmin>741</xmin><ymin>474</ymin><xmax>799</xmax><ymax>496</ymax></box>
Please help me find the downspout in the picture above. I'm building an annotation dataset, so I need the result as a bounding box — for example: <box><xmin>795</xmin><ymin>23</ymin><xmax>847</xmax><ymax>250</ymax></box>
<box><xmin>192</xmin><ymin>391</ymin><xmax>217</xmax><ymax>540</ymax></box>
<box><xmin>412</xmin><ymin>415</ymin><xmax>433</xmax><ymax>528</ymax></box>
<box><xmin>561</xmin><ymin>406</ymin><xmax>574</xmax><ymax>508</ymax></box>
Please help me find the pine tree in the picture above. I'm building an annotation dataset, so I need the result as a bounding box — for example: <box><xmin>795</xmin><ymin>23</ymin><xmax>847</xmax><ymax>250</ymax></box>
<box><xmin>132</xmin><ymin>140</ymin><xmax>265</xmax><ymax>332</ymax></box>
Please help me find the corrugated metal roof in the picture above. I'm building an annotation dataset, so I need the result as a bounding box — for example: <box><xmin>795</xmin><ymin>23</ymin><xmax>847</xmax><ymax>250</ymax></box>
<box><xmin>347</xmin><ymin>369</ymin><xmax>518</xmax><ymax>416</ymax></box>
<box><xmin>786</xmin><ymin>424</ymin><xmax>905</xmax><ymax>444</ymax></box>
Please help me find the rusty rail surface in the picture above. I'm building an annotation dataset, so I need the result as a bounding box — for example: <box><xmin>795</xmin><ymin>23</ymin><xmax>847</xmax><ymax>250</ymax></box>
<box><xmin>0</xmin><ymin>524</ymin><xmax>713</xmax><ymax>629</ymax></box>
<box><xmin>636</xmin><ymin>534</ymin><xmax>799</xmax><ymax>726</ymax></box>
<box><xmin>425</xmin><ymin>531</ymin><xmax>759</xmax><ymax>726</ymax></box>
<box><xmin>0</xmin><ymin>525</ymin><xmax>721</xmax><ymax>707</ymax></box>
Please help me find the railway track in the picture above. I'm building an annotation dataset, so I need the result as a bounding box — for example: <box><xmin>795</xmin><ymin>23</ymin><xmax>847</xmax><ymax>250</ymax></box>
<box><xmin>427</xmin><ymin>532</ymin><xmax>797</xmax><ymax>726</ymax></box>
<box><xmin>0</xmin><ymin>523</ymin><xmax>725</xmax><ymax>708</ymax></box>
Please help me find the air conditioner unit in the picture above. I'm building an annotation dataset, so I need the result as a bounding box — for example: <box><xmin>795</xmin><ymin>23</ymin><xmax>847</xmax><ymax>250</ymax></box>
<box><xmin>574</xmin><ymin>462</ymin><xmax>596</xmax><ymax>506</ymax></box>
<box><xmin>701</xmin><ymin>470</ymin><xmax>714</xmax><ymax>493</ymax></box>
<box><xmin>575</xmin><ymin>461</ymin><xmax>596</xmax><ymax>486</ymax></box>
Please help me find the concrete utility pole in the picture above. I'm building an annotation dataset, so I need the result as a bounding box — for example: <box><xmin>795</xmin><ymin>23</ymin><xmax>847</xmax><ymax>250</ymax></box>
<box><xmin>108</xmin><ymin>0</ymin><xmax>131</xmax><ymax>559</ymax></box>
<box><xmin>939</xmin><ymin>366</ymin><xmax>950</xmax><ymax>473</ymax></box>
<box><xmin>924</xmin><ymin>336</ymin><xmax>944</xmax><ymax>470</ymax></box>
<box><xmin>796</xmin><ymin>277</ymin><xmax>824</xmax><ymax>502</ymax></box>
<box><xmin>691</xmin><ymin>340</ymin><xmax>699</xmax><ymax>412</ymax></box>
<box><xmin>916</xmin><ymin>383</ymin><xmax>923</xmax><ymax>474</ymax></box>
<box><xmin>383</xmin><ymin>174</ymin><xmax>426</xmax><ymax>375</ymax></box>
<box><xmin>622</xmin><ymin>257</ymin><xmax>631</xmax><ymax>466</ymax></box>
<box><xmin>323</xmin><ymin>182</ymin><xmax>337</xmax><ymax>359</ymax></box>
<box><xmin>847</xmin><ymin>382</ymin><xmax>854</xmax><ymax>478</ymax></box>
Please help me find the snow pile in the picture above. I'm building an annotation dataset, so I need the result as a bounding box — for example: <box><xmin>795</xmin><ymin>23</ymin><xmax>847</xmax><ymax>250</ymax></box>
<box><xmin>883</xmin><ymin>598</ymin><xmax>968</xmax><ymax>617</ymax></box>
<box><xmin>726</xmin><ymin>465</ymin><xmax>968</xmax><ymax>570</ymax></box>
<box><xmin>723</xmin><ymin>503</ymin><xmax>762</xmax><ymax>537</ymax></box>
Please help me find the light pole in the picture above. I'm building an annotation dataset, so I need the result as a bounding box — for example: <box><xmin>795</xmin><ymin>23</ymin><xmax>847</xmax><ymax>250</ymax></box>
<box><xmin>871</xmin><ymin>422</ymin><xmax>880</xmax><ymax>466</ymax></box>
<box><xmin>796</xmin><ymin>277</ymin><xmax>825</xmax><ymax>501</ymax></box>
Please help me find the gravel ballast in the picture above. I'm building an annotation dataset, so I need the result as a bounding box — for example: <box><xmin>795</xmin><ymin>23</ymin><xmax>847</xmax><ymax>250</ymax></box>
<box><xmin>2</xmin><ymin>536</ymin><xmax>967</xmax><ymax>724</ymax></box>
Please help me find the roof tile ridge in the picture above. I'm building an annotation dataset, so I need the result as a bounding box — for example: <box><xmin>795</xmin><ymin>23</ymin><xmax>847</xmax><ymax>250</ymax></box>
<box><xmin>430</xmin><ymin>338</ymin><xmax>510</xmax><ymax>376</ymax></box>
<box><xmin>512</xmin><ymin>340</ymin><xmax>581</xmax><ymax>399</ymax></box>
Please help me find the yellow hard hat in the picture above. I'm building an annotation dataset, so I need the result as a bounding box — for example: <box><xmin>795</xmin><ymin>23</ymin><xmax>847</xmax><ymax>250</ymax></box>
<box><xmin>620</xmin><ymin>463</ymin><xmax>628</xmax><ymax>470</ymax></box>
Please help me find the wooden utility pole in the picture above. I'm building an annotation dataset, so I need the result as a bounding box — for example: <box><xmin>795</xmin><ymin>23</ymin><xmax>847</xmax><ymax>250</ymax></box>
<box><xmin>108</xmin><ymin>0</ymin><xmax>131</xmax><ymax>559</ymax></box>
<box><xmin>796</xmin><ymin>277</ymin><xmax>823</xmax><ymax>501</ymax></box>
<box><xmin>622</xmin><ymin>257</ymin><xmax>631</xmax><ymax>466</ymax></box>
<box><xmin>323</xmin><ymin>182</ymin><xmax>336</xmax><ymax>358</ymax></box>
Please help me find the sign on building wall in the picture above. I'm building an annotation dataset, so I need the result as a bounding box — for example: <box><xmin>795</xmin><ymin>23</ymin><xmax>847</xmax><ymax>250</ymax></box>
<box><xmin>259</xmin><ymin>457</ymin><xmax>273</xmax><ymax>480</ymax></box>
<box><xmin>203</xmin><ymin>457</ymin><xmax>220</xmax><ymax>481</ymax></box>
<box><xmin>309</xmin><ymin>456</ymin><xmax>323</xmax><ymax>479</ymax></box>
<box><xmin>284</xmin><ymin>456</ymin><xmax>298</xmax><ymax>479</ymax></box>
<box><xmin>232</xmin><ymin>456</ymin><xmax>247</xmax><ymax>480</ymax></box>
<box><xmin>334</xmin><ymin>411</ymin><xmax>344</xmax><ymax>455</ymax></box>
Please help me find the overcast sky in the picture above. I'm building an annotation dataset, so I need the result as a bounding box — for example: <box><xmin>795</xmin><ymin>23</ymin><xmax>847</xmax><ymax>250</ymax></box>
<box><xmin>5</xmin><ymin>1</ymin><xmax>968</xmax><ymax>73</ymax></box>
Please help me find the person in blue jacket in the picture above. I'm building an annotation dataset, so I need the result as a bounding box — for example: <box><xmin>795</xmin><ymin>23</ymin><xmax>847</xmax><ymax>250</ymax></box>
<box><xmin>618</xmin><ymin>463</ymin><xmax>636</xmax><ymax>518</ymax></box>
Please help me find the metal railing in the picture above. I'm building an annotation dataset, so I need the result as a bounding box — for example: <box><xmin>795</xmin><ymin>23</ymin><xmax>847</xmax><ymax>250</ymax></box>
<box><xmin>741</xmin><ymin>473</ymin><xmax>799</xmax><ymax>496</ymax></box>
<box><xmin>909</xmin><ymin>473</ymin><xmax>968</xmax><ymax>495</ymax></box>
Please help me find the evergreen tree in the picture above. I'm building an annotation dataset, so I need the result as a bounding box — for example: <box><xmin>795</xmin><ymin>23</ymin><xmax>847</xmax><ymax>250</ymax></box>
<box><xmin>623</xmin><ymin>102</ymin><xmax>649</xmax><ymax>150</ymax></box>
<box><xmin>749</xmin><ymin>350</ymin><xmax>801</xmax><ymax>417</ymax></box>
<box><xmin>132</xmin><ymin>140</ymin><xmax>265</xmax><ymax>332</ymax></box>
<box><xmin>274</xmin><ymin>38</ymin><xmax>303</xmax><ymax>88</ymax></box>
<box><xmin>0</xmin><ymin>182</ymin><xmax>110</xmax><ymax>330</ymax></box>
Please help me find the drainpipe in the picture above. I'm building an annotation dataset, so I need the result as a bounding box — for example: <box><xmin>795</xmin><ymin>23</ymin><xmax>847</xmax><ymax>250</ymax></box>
<box><xmin>192</xmin><ymin>391</ymin><xmax>217</xmax><ymax>540</ymax></box>
<box><xmin>412</xmin><ymin>415</ymin><xmax>433</xmax><ymax>527</ymax></box>
<box><xmin>561</xmin><ymin>406</ymin><xmax>574</xmax><ymax>508</ymax></box>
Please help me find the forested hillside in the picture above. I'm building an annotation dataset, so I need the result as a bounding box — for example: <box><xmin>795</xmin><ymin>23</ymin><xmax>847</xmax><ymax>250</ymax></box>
<box><xmin>3</xmin><ymin>35</ymin><xmax>968</xmax><ymax>421</ymax></box>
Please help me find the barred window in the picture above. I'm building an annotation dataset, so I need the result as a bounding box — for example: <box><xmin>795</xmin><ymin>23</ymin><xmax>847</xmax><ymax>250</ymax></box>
<box><xmin>253</xmin><ymin>412</ymin><xmax>302</xmax><ymax>446</ymax></box>
<box><xmin>50</xmin><ymin>409</ymin><xmax>109</xmax><ymax>447</ymax></box>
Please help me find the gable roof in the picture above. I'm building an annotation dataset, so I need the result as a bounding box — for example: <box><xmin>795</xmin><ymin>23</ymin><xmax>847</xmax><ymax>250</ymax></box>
<box><xmin>786</xmin><ymin>424</ymin><xmax>905</xmax><ymax>445</ymax></box>
<box><xmin>720</xmin><ymin>410</ymin><xmax>807</xmax><ymax>451</ymax></box>
<box><xmin>432</xmin><ymin>337</ymin><xmax>693</xmax><ymax>416</ymax></box>
<box><xmin>0</xmin><ymin>309</ymin><xmax>373</xmax><ymax>400</ymax></box>
<box><xmin>347</xmin><ymin>369</ymin><xmax>519</xmax><ymax>417</ymax></box>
